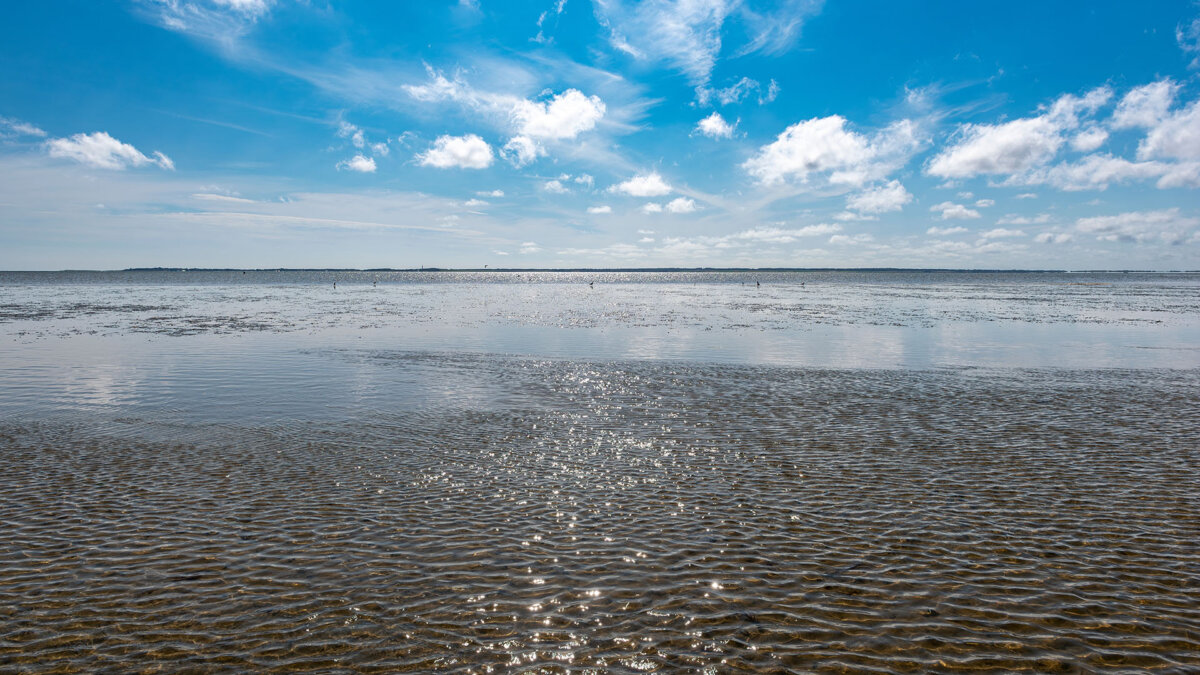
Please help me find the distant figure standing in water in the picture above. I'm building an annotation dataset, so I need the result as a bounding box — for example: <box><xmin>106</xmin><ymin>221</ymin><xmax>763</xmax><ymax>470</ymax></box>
<box><xmin>756</xmin><ymin>280</ymin><xmax>760</xmax><ymax>287</ymax></box>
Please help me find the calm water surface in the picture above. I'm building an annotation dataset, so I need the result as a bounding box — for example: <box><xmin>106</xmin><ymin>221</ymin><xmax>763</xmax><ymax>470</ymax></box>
<box><xmin>1</xmin><ymin>271</ymin><xmax>1198</xmax><ymax>672</ymax></box>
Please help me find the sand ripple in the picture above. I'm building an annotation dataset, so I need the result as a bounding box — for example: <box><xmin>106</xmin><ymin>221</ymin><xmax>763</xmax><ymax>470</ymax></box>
<box><xmin>1</xmin><ymin>358</ymin><xmax>1198</xmax><ymax>672</ymax></box>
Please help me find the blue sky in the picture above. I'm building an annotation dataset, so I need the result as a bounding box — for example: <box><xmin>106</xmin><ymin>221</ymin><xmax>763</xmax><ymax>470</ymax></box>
<box><xmin>2</xmin><ymin>0</ymin><xmax>1200</xmax><ymax>269</ymax></box>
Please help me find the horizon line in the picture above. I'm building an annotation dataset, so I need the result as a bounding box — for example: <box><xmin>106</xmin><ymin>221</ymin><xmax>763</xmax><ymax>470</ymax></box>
<box><xmin>3</xmin><ymin>267</ymin><xmax>1199</xmax><ymax>274</ymax></box>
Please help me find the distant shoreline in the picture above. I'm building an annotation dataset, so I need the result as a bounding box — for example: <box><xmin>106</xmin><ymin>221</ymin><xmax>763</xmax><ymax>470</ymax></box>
<box><xmin>3</xmin><ymin>267</ymin><xmax>1198</xmax><ymax>274</ymax></box>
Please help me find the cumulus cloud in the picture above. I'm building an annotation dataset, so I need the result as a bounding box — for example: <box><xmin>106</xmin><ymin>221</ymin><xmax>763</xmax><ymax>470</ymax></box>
<box><xmin>1023</xmin><ymin>154</ymin><xmax>1200</xmax><ymax>191</ymax></box>
<box><xmin>926</xmin><ymin>86</ymin><xmax>1111</xmax><ymax>179</ymax></box>
<box><xmin>511</xmin><ymin>89</ymin><xmax>606</xmax><ymax>140</ymax></box>
<box><xmin>519</xmin><ymin>241</ymin><xmax>542</xmax><ymax>254</ymax></box>
<box><xmin>845</xmin><ymin>180</ymin><xmax>912</xmax><ymax>214</ymax></box>
<box><xmin>501</xmin><ymin>135</ymin><xmax>542</xmax><ymax>167</ymax></box>
<box><xmin>543</xmin><ymin>179</ymin><xmax>569</xmax><ymax>194</ymax></box>
<box><xmin>610</xmin><ymin>172</ymin><xmax>673</xmax><ymax>196</ymax></box>
<box><xmin>930</xmin><ymin>201</ymin><xmax>981</xmax><ymax>220</ymax></box>
<box><xmin>1136</xmin><ymin>98</ymin><xmax>1200</xmax><ymax>161</ymax></box>
<box><xmin>403</xmin><ymin>69</ymin><xmax>606</xmax><ymax>166</ymax></box>
<box><xmin>1075</xmin><ymin>208</ymin><xmax>1200</xmax><ymax>244</ymax></box>
<box><xmin>1034</xmin><ymin>232</ymin><xmax>1073</xmax><ymax>244</ymax></box>
<box><xmin>974</xmin><ymin>198</ymin><xmax>995</xmax><ymax>208</ymax></box>
<box><xmin>665</xmin><ymin>197</ymin><xmax>697</xmax><ymax>213</ymax></box>
<box><xmin>979</xmin><ymin>228</ymin><xmax>1025</xmax><ymax>239</ymax></box>
<box><xmin>419</xmin><ymin>134</ymin><xmax>494</xmax><ymax>169</ymax></box>
<box><xmin>478</xmin><ymin>189</ymin><xmax>505</xmax><ymax>197</ymax></box>
<box><xmin>1071</xmin><ymin>126</ymin><xmax>1109</xmax><ymax>152</ymax></box>
<box><xmin>337</xmin><ymin>154</ymin><xmax>377</xmax><ymax>173</ymax></box>
<box><xmin>926</xmin><ymin>226</ymin><xmax>968</xmax><ymax>235</ymax></box>
<box><xmin>743</xmin><ymin>116</ymin><xmax>920</xmax><ymax>187</ymax></box>
<box><xmin>46</xmin><ymin>131</ymin><xmax>174</xmax><ymax>170</ymax></box>
<box><xmin>641</xmin><ymin>202</ymin><xmax>664</xmax><ymax>213</ymax></box>
<box><xmin>338</xmin><ymin>120</ymin><xmax>365</xmax><ymax>148</ymax></box>
<box><xmin>575</xmin><ymin>174</ymin><xmax>595</xmax><ymax>188</ymax></box>
<box><xmin>695</xmin><ymin>112</ymin><xmax>735</xmax><ymax>138</ymax></box>
<box><xmin>829</xmin><ymin>233</ymin><xmax>874</xmax><ymax>245</ymax></box>
<box><xmin>1111</xmin><ymin>80</ymin><xmax>1179</xmax><ymax>129</ymax></box>
<box><xmin>587</xmin><ymin>205</ymin><xmax>613</xmax><ymax>214</ymax></box>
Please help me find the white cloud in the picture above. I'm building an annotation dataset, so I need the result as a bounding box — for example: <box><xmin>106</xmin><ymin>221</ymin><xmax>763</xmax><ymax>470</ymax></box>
<box><xmin>1034</xmin><ymin>232</ymin><xmax>1073</xmax><ymax>244</ymax></box>
<box><xmin>610</xmin><ymin>172</ymin><xmax>673</xmax><ymax>196</ymax></box>
<box><xmin>1180</xmin><ymin>17</ymin><xmax>1200</xmax><ymax>67</ymax></box>
<box><xmin>1026</xmin><ymin>154</ymin><xmax>1200</xmax><ymax>191</ymax></box>
<box><xmin>463</xmin><ymin>198</ymin><xmax>488</xmax><ymax>207</ymax></box>
<box><xmin>1111</xmin><ymin>80</ymin><xmax>1178</xmax><ymax>130</ymax></box>
<box><xmin>641</xmin><ymin>202</ymin><xmax>663</xmax><ymax>213</ymax></box>
<box><xmin>828</xmin><ymin>233</ymin><xmax>874</xmax><ymax>245</ymax></box>
<box><xmin>650</xmin><ymin>224</ymin><xmax>842</xmax><ymax>251</ymax></box>
<box><xmin>1015</xmin><ymin>192</ymin><xmax>1038</xmax><ymax>199</ymax></box>
<box><xmin>1137</xmin><ymin>98</ymin><xmax>1200</xmax><ymax>161</ymax></box>
<box><xmin>478</xmin><ymin>189</ymin><xmax>505</xmax><ymax>197</ymax></box>
<box><xmin>926</xmin><ymin>226</ymin><xmax>968</xmax><ymax>235</ymax></box>
<box><xmin>46</xmin><ymin>131</ymin><xmax>174</xmax><ymax>170</ymax></box>
<box><xmin>743</xmin><ymin>116</ymin><xmax>920</xmax><ymax>187</ymax></box>
<box><xmin>543</xmin><ymin>179</ymin><xmax>569</xmax><ymax>194</ymax></box>
<box><xmin>338</xmin><ymin>120</ymin><xmax>365</xmax><ymax>148</ymax></box>
<box><xmin>140</xmin><ymin>0</ymin><xmax>273</xmax><ymax>41</ymax></box>
<box><xmin>979</xmin><ymin>227</ymin><xmax>1025</xmax><ymax>239</ymax></box>
<box><xmin>845</xmin><ymin>180</ymin><xmax>912</xmax><ymax>214</ymax></box>
<box><xmin>695</xmin><ymin>112</ymin><xmax>735</xmax><ymax>138</ymax></box>
<box><xmin>833</xmin><ymin>211</ymin><xmax>876</xmax><ymax>222</ymax></box>
<box><xmin>587</xmin><ymin>205</ymin><xmax>612</xmax><ymax>214</ymax></box>
<box><xmin>574</xmin><ymin>173</ymin><xmax>595</xmax><ymax>188</ymax></box>
<box><xmin>998</xmin><ymin>213</ymin><xmax>1051</xmax><ymax>225</ymax></box>
<box><xmin>337</xmin><ymin>154</ymin><xmax>377</xmax><ymax>173</ymax></box>
<box><xmin>665</xmin><ymin>197</ymin><xmax>697</xmax><ymax>213</ymax></box>
<box><xmin>695</xmin><ymin>76</ymin><xmax>778</xmax><ymax>106</ymax></box>
<box><xmin>191</xmin><ymin>192</ymin><xmax>256</xmax><ymax>204</ymax></box>
<box><xmin>212</xmin><ymin>0</ymin><xmax>271</xmax><ymax>15</ymax></box>
<box><xmin>1075</xmin><ymin>208</ymin><xmax>1200</xmax><ymax>244</ymax></box>
<box><xmin>0</xmin><ymin>116</ymin><xmax>46</xmax><ymax>138</ymax></box>
<box><xmin>930</xmin><ymin>201</ymin><xmax>981</xmax><ymax>220</ymax></box>
<box><xmin>511</xmin><ymin>89</ymin><xmax>606</xmax><ymax>140</ymax></box>
<box><xmin>403</xmin><ymin>68</ymin><xmax>611</xmax><ymax>164</ymax></box>
<box><xmin>594</xmin><ymin>1</ymin><xmax>819</xmax><ymax>86</ymax></box>
<box><xmin>418</xmin><ymin>134</ymin><xmax>494</xmax><ymax>169</ymax></box>
<box><xmin>926</xmin><ymin>87</ymin><xmax>1111</xmax><ymax>178</ymax></box>
<box><xmin>519</xmin><ymin>241</ymin><xmax>542</xmax><ymax>254</ymax></box>
<box><xmin>501</xmin><ymin>135</ymin><xmax>543</xmax><ymax>167</ymax></box>
<box><xmin>1071</xmin><ymin>126</ymin><xmax>1109</xmax><ymax>152</ymax></box>
<box><xmin>639</xmin><ymin>237</ymin><xmax>655</xmax><ymax>243</ymax></box>
<box><xmin>974</xmin><ymin>198</ymin><xmax>995</xmax><ymax>208</ymax></box>
<box><xmin>371</xmin><ymin>142</ymin><xmax>389</xmax><ymax>156</ymax></box>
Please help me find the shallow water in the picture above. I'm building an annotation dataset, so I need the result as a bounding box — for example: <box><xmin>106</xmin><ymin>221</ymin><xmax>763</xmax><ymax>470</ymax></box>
<box><xmin>1</xmin><ymin>271</ymin><xmax>1198</xmax><ymax>672</ymax></box>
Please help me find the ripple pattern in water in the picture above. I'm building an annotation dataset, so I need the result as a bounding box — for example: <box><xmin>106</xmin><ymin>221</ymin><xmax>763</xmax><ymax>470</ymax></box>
<box><xmin>2</xmin><ymin>356</ymin><xmax>1199</xmax><ymax>672</ymax></box>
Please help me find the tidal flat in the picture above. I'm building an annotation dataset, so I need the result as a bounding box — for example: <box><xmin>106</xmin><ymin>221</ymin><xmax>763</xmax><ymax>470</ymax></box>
<box><xmin>1</xmin><ymin>270</ymin><xmax>1198</xmax><ymax>672</ymax></box>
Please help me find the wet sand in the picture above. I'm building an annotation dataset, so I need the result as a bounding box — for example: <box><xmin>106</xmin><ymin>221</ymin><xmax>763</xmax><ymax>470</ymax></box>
<box><xmin>1</xmin><ymin>272</ymin><xmax>1198</xmax><ymax>672</ymax></box>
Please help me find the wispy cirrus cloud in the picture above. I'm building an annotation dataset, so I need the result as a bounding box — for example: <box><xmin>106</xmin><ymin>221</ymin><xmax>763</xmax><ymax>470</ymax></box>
<box><xmin>593</xmin><ymin>0</ymin><xmax>822</xmax><ymax>87</ymax></box>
